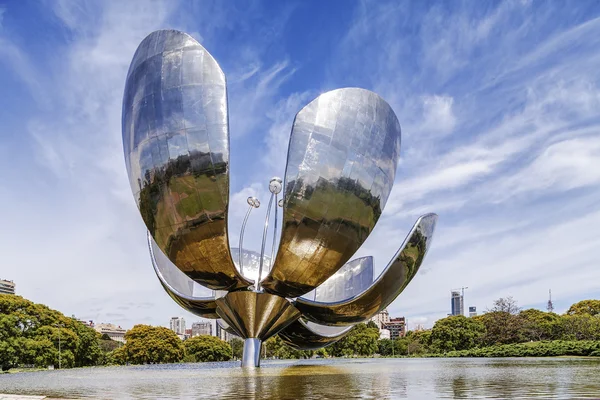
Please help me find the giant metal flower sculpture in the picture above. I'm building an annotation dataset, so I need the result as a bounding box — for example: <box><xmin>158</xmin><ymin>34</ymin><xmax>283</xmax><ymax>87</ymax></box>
<box><xmin>122</xmin><ymin>30</ymin><xmax>437</xmax><ymax>367</ymax></box>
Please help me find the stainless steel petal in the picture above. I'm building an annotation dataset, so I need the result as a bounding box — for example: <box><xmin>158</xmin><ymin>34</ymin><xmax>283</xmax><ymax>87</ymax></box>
<box><xmin>148</xmin><ymin>232</ymin><xmax>218</xmax><ymax>319</ymax></box>
<box><xmin>278</xmin><ymin>319</ymin><xmax>353</xmax><ymax>350</ymax></box>
<box><xmin>123</xmin><ymin>29</ymin><xmax>251</xmax><ymax>290</ymax></box>
<box><xmin>217</xmin><ymin>319</ymin><xmax>241</xmax><ymax>337</ymax></box>
<box><xmin>304</xmin><ymin>256</ymin><xmax>374</xmax><ymax>303</ymax></box>
<box><xmin>261</xmin><ymin>88</ymin><xmax>401</xmax><ymax>297</ymax></box>
<box><xmin>294</xmin><ymin>213</ymin><xmax>437</xmax><ymax>325</ymax></box>
<box><xmin>230</xmin><ymin>248</ymin><xmax>271</xmax><ymax>285</ymax></box>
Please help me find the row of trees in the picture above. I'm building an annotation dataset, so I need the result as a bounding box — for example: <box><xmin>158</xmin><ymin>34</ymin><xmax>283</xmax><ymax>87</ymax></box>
<box><xmin>0</xmin><ymin>295</ymin><xmax>104</xmax><ymax>371</ymax></box>
<box><xmin>110</xmin><ymin>325</ymin><xmax>232</xmax><ymax>365</ymax></box>
<box><xmin>399</xmin><ymin>298</ymin><xmax>600</xmax><ymax>356</ymax></box>
<box><xmin>3</xmin><ymin>294</ymin><xmax>598</xmax><ymax>370</ymax></box>
<box><xmin>0</xmin><ymin>295</ymin><xmax>235</xmax><ymax>370</ymax></box>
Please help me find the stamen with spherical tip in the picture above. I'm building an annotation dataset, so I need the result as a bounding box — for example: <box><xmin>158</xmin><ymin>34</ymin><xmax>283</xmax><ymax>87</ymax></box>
<box><xmin>239</xmin><ymin>196</ymin><xmax>260</xmax><ymax>276</ymax></box>
<box><xmin>269</xmin><ymin>177</ymin><xmax>282</xmax><ymax>276</ymax></box>
<box><xmin>257</xmin><ymin>177</ymin><xmax>282</xmax><ymax>291</ymax></box>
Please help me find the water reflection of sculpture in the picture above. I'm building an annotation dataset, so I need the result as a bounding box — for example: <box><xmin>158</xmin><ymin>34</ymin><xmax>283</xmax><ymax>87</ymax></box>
<box><xmin>122</xmin><ymin>29</ymin><xmax>438</xmax><ymax>368</ymax></box>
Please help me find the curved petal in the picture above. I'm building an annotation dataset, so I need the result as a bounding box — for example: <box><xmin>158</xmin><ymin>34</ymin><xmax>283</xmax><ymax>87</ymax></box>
<box><xmin>123</xmin><ymin>29</ymin><xmax>251</xmax><ymax>290</ymax></box>
<box><xmin>294</xmin><ymin>213</ymin><xmax>437</xmax><ymax>325</ymax></box>
<box><xmin>301</xmin><ymin>256</ymin><xmax>373</xmax><ymax>302</ymax></box>
<box><xmin>149</xmin><ymin>232</ymin><xmax>218</xmax><ymax>319</ymax></box>
<box><xmin>278</xmin><ymin>320</ymin><xmax>353</xmax><ymax>350</ymax></box>
<box><xmin>217</xmin><ymin>319</ymin><xmax>241</xmax><ymax>337</ymax></box>
<box><xmin>261</xmin><ymin>88</ymin><xmax>401</xmax><ymax>297</ymax></box>
<box><xmin>230</xmin><ymin>247</ymin><xmax>271</xmax><ymax>284</ymax></box>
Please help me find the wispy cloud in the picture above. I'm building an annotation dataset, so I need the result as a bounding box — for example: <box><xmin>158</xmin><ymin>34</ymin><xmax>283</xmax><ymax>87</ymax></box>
<box><xmin>326</xmin><ymin>0</ymin><xmax>600</xmax><ymax>328</ymax></box>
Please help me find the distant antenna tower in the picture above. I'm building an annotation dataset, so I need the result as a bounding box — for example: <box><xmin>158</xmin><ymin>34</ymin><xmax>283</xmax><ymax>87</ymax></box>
<box><xmin>547</xmin><ymin>289</ymin><xmax>554</xmax><ymax>312</ymax></box>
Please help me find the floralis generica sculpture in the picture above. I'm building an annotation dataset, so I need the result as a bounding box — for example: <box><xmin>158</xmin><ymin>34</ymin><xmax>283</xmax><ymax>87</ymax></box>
<box><xmin>122</xmin><ymin>30</ymin><xmax>437</xmax><ymax>368</ymax></box>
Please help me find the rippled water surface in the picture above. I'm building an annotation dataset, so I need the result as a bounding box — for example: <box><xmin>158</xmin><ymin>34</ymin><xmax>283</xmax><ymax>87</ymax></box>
<box><xmin>1</xmin><ymin>358</ymin><xmax>600</xmax><ymax>399</ymax></box>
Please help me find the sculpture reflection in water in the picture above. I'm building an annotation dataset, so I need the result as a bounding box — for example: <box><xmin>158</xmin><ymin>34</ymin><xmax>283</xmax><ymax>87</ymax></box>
<box><xmin>122</xmin><ymin>29</ymin><xmax>438</xmax><ymax>367</ymax></box>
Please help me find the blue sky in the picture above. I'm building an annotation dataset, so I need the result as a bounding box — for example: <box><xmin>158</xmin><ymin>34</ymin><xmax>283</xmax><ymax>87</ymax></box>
<box><xmin>1</xmin><ymin>0</ymin><xmax>599</xmax><ymax>330</ymax></box>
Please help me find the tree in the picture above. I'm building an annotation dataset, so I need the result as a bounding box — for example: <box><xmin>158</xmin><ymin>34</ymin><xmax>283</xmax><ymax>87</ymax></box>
<box><xmin>184</xmin><ymin>335</ymin><xmax>232</xmax><ymax>362</ymax></box>
<box><xmin>560</xmin><ymin>314</ymin><xmax>600</xmax><ymax>341</ymax></box>
<box><xmin>430</xmin><ymin>315</ymin><xmax>485</xmax><ymax>352</ymax></box>
<box><xmin>328</xmin><ymin>323</ymin><xmax>378</xmax><ymax>357</ymax></box>
<box><xmin>518</xmin><ymin>309</ymin><xmax>561</xmax><ymax>342</ymax></box>
<box><xmin>0</xmin><ymin>294</ymin><xmax>103</xmax><ymax>370</ymax></box>
<box><xmin>366</xmin><ymin>321</ymin><xmax>379</xmax><ymax>330</ymax></box>
<box><xmin>346</xmin><ymin>324</ymin><xmax>379</xmax><ymax>356</ymax></box>
<box><xmin>120</xmin><ymin>325</ymin><xmax>185</xmax><ymax>364</ymax></box>
<box><xmin>230</xmin><ymin>338</ymin><xmax>244</xmax><ymax>360</ymax></box>
<box><xmin>265</xmin><ymin>335</ymin><xmax>313</xmax><ymax>359</ymax></box>
<box><xmin>567</xmin><ymin>300</ymin><xmax>600</xmax><ymax>316</ymax></box>
<box><xmin>488</xmin><ymin>296</ymin><xmax>521</xmax><ymax>314</ymax></box>
<box><xmin>476</xmin><ymin>312</ymin><xmax>524</xmax><ymax>346</ymax></box>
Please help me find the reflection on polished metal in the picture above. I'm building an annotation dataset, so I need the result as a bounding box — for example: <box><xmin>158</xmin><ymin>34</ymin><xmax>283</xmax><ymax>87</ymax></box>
<box><xmin>214</xmin><ymin>291</ymin><xmax>300</xmax><ymax>339</ymax></box>
<box><xmin>261</xmin><ymin>88</ymin><xmax>402</xmax><ymax>298</ymax></box>
<box><xmin>312</xmin><ymin>256</ymin><xmax>374</xmax><ymax>303</ymax></box>
<box><xmin>295</xmin><ymin>214</ymin><xmax>437</xmax><ymax>325</ymax></box>
<box><xmin>241</xmin><ymin>338</ymin><xmax>262</xmax><ymax>368</ymax></box>
<box><xmin>279</xmin><ymin>320</ymin><xmax>352</xmax><ymax>350</ymax></box>
<box><xmin>148</xmin><ymin>232</ymin><xmax>218</xmax><ymax>318</ymax></box>
<box><xmin>230</xmin><ymin>247</ymin><xmax>271</xmax><ymax>286</ymax></box>
<box><xmin>122</xmin><ymin>29</ymin><xmax>251</xmax><ymax>291</ymax></box>
<box><xmin>124</xmin><ymin>29</ymin><xmax>438</xmax><ymax>368</ymax></box>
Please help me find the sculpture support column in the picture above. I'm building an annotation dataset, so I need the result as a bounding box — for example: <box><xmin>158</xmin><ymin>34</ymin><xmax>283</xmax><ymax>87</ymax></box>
<box><xmin>241</xmin><ymin>338</ymin><xmax>262</xmax><ymax>368</ymax></box>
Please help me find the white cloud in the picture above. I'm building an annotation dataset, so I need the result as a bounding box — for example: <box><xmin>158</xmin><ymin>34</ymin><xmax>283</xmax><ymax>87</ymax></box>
<box><xmin>420</xmin><ymin>95</ymin><xmax>457</xmax><ymax>136</ymax></box>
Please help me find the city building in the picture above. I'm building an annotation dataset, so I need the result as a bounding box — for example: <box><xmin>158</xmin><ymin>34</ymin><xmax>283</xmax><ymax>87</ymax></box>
<box><xmin>414</xmin><ymin>324</ymin><xmax>426</xmax><ymax>332</ymax></box>
<box><xmin>451</xmin><ymin>290</ymin><xmax>464</xmax><ymax>316</ymax></box>
<box><xmin>0</xmin><ymin>279</ymin><xmax>15</xmax><ymax>295</ymax></box>
<box><xmin>94</xmin><ymin>323</ymin><xmax>126</xmax><ymax>343</ymax></box>
<box><xmin>383</xmin><ymin>317</ymin><xmax>406</xmax><ymax>340</ymax></box>
<box><xmin>379</xmin><ymin>328</ymin><xmax>391</xmax><ymax>340</ymax></box>
<box><xmin>170</xmin><ymin>317</ymin><xmax>186</xmax><ymax>335</ymax></box>
<box><xmin>469</xmin><ymin>306</ymin><xmax>477</xmax><ymax>317</ymax></box>
<box><xmin>191</xmin><ymin>321</ymin><xmax>212</xmax><ymax>337</ymax></box>
<box><xmin>370</xmin><ymin>308</ymin><xmax>390</xmax><ymax>329</ymax></box>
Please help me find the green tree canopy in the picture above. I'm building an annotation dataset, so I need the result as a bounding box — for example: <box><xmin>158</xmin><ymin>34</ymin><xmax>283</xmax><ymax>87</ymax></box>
<box><xmin>518</xmin><ymin>309</ymin><xmax>562</xmax><ymax>342</ymax></box>
<box><xmin>328</xmin><ymin>323</ymin><xmax>379</xmax><ymax>357</ymax></box>
<box><xmin>567</xmin><ymin>300</ymin><xmax>600</xmax><ymax>316</ymax></box>
<box><xmin>431</xmin><ymin>315</ymin><xmax>485</xmax><ymax>352</ymax></box>
<box><xmin>184</xmin><ymin>335</ymin><xmax>232</xmax><ymax>362</ymax></box>
<box><xmin>476</xmin><ymin>311</ymin><xmax>524</xmax><ymax>346</ymax></box>
<box><xmin>265</xmin><ymin>335</ymin><xmax>314</xmax><ymax>359</ymax></box>
<box><xmin>230</xmin><ymin>338</ymin><xmax>243</xmax><ymax>360</ymax></box>
<box><xmin>0</xmin><ymin>294</ymin><xmax>102</xmax><ymax>370</ymax></box>
<box><xmin>120</xmin><ymin>324</ymin><xmax>185</xmax><ymax>364</ymax></box>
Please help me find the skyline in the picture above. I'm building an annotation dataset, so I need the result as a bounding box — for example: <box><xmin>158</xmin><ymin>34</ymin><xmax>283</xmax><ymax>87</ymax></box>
<box><xmin>1</xmin><ymin>1</ymin><xmax>599</xmax><ymax>330</ymax></box>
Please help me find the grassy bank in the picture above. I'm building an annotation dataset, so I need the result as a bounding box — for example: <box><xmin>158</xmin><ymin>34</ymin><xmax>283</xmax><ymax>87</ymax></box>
<box><xmin>427</xmin><ymin>340</ymin><xmax>600</xmax><ymax>358</ymax></box>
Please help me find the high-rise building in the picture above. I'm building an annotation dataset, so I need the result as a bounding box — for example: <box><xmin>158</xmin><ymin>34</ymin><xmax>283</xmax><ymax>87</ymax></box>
<box><xmin>215</xmin><ymin>322</ymin><xmax>236</xmax><ymax>342</ymax></box>
<box><xmin>382</xmin><ymin>317</ymin><xmax>406</xmax><ymax>340</ymax></box>
<box><xmin>379</xmin><ymin>329</ymin><xmax>391</xmax><ymax>340</ymax></box>
<box><xmin>94</xmin><ymin>323</ymin><xmax>126</xmax><ymax>343</ymax></box>
<box><xmin>451</xmin><ymin>290</ymin><xmax>464</xmax><ymax>316</ymax></box>
<box><xmin>468</xmin><ymin>306</ymin><xmax>477</xmax><ymax>317</ymax></box>
<box><xmin>0</xmin><ymin>279</ymin><xmax>15</xmax><ymax>295</ymax></box>
<box><xmin>191</xmin><ymin>321</ymin><xmax>212</xmax><ymax>337</ymax></box>
<box><xmin>370</xmin><ymin>308</ymin><xmax>390</xmax><ymax>329</ymax></box>
<box><xmin>170</xmin><ymin>317</ymin><xmax>186</xmax><ymax>335</ymax></box>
